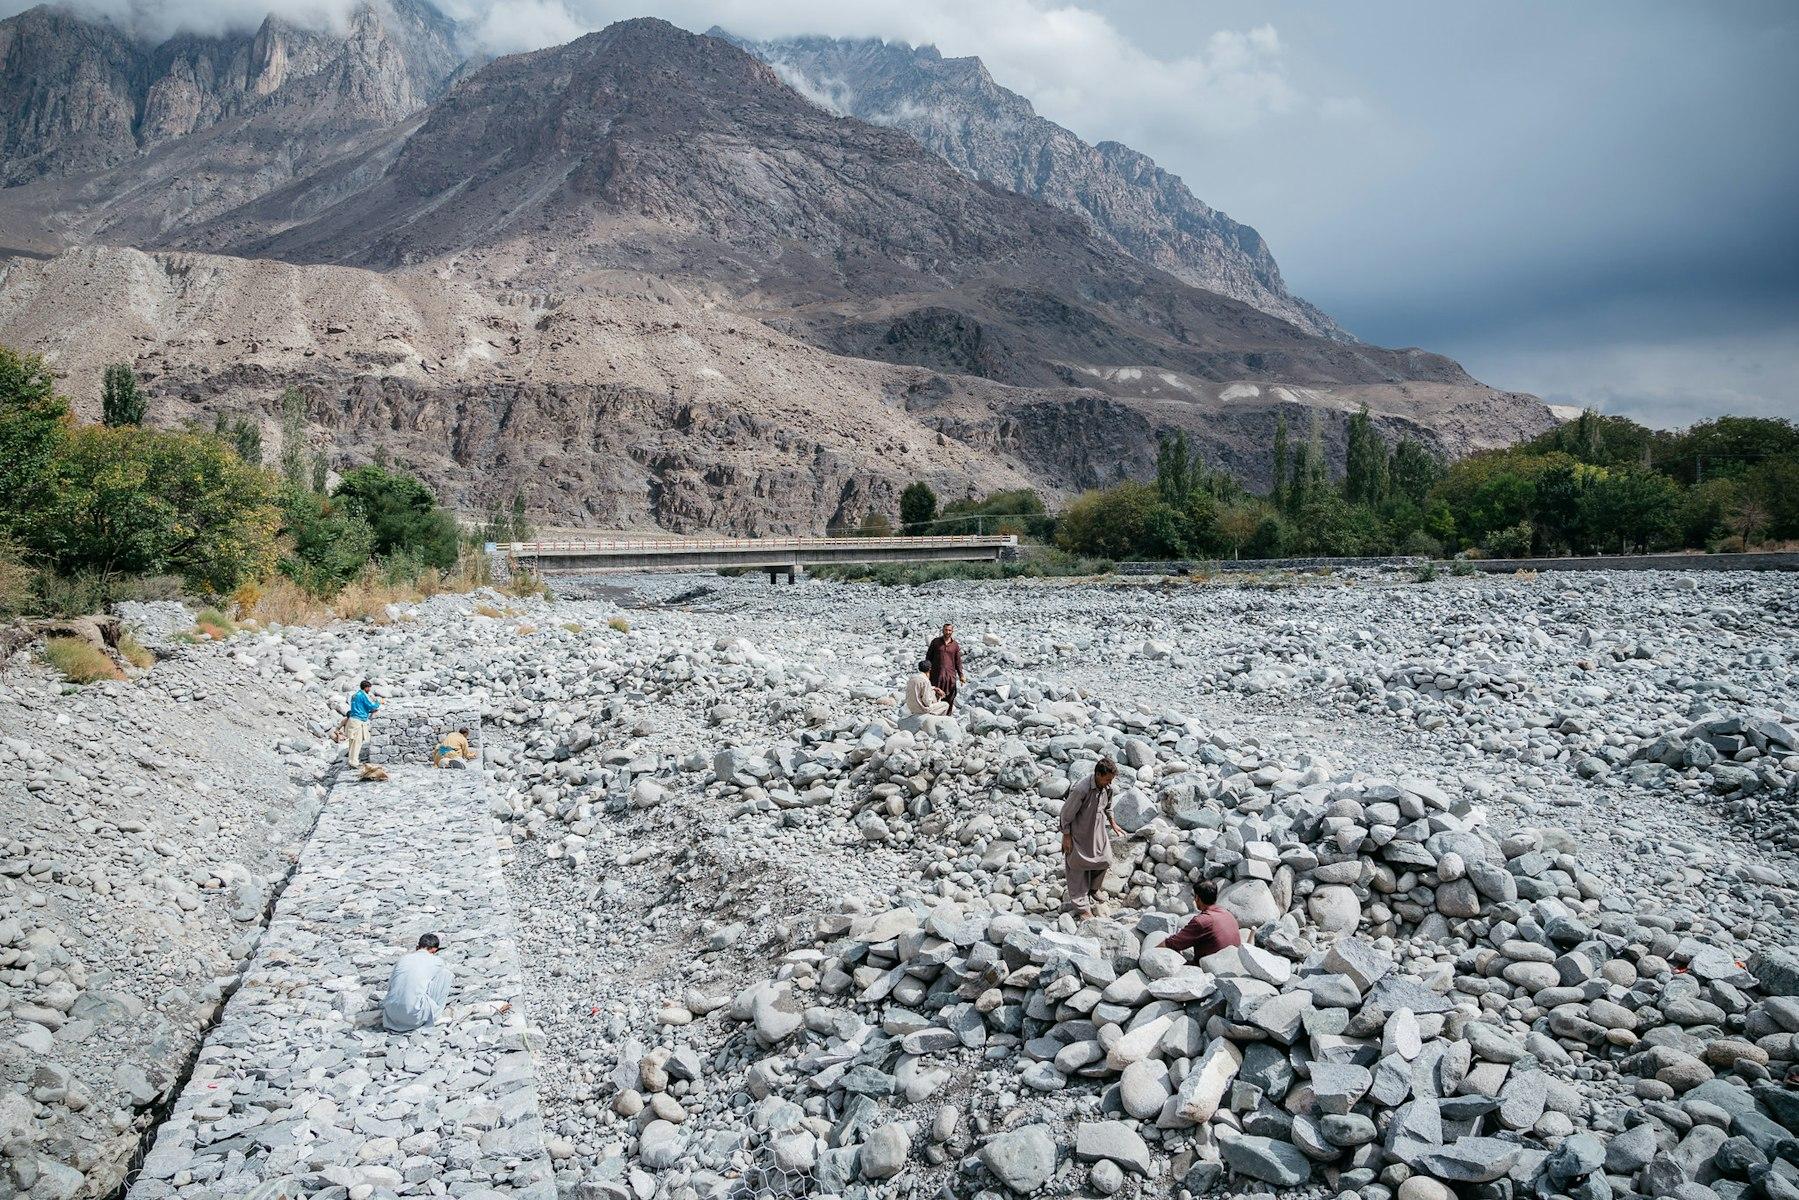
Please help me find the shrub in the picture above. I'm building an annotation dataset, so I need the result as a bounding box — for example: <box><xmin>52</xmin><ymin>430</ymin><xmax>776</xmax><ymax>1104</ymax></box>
<box><xmin>0</xmin><ymin>539</ymin><xmax>34</xmax><ymax>619</ymax></box>
<box><xmin>333</xmin><ymin>465</ymin><xmax>460</xmax><ymax>569</ymax></box>
<box><xmin>900</xmin><ymin>481</ymin><xmax>937</xmax><ymax>533</ymax></box>
<box><xmin>102</xmin><ymin>364</ymin><xmax>146</xmax><ymax>427</ymax></box>
<box><xmin>608</xmin><ymin>617</ymin><xmax>630</xmax><ymax>633</ymax></box>
<box><xmin>278</xmin><ymin>485</ymin><xmax>375</xmax><ymax>595</ymax></box>
<box><xmin>28</xmin><ymin>424</ymin><xmax>280</xmax><ymax>593</ymax></box>
<box><xmin>117</xmin><ymin>631</ymin><xmax>154</xmax><ymax>669</ymax></box>
<box><xmin>0</xmin><ymin>347</ymin><xmax>72</xmax><ymax>540</ymax></box>
<box><xmin>562</xmin><ymin>622</ymin><xmax>582</xmax><ymax>633</ymax></box>
<box><xmin>1056</xmin><ymin>483</ymin><xmax>1162</xmax><ymax>559</ymax></box>
<box><xmin>1397</xmin><ymin>529</ymin><xmax>1444</xmax><ymax>559</ymax></box>
<box><xmin>1412</xmin><ymin>562</ymin><xmax>1439</xmax><ymax>583</ymax></box>
<box><xmin>1451</xmin><ymin>560</ymin><xmax>1477</xmax><ymax>577</ymax></box>
<box><xmin>43</xmin><ymin>636</ymin><xmax>122</xmax><ymax>683</ymax></box>
<box><xmin>1483</xmin><ymin>521</ymin><xmax>1535</xmax><ymax>559</ymax></box>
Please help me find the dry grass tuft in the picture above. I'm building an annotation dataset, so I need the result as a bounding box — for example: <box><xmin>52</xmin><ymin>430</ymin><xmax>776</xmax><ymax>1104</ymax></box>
<box><xmin>43</xmin><ymin>636</ymin><xmax>123</xmax><ymax>683</ymax></box>
<box><xmin>241</xmin><ymin>577</ymin><xmax>332</xmax><ymax>627</ymax></box>
<box><xmin>515</xmin><ymin>623</ymin><xmax>537</xmax><ymax>635</ymax></box>
<box><xmin>562</xmin><ymin>621</ymin><xmax>582</xmax><ymax>634</ymax></box>
<box><xmin>607</xmin><ymin>616</ymin><xmax>630</xmax><ymax>634</ymax></box>
<box><xmin>117</xmin><ymin>631</ymin><xmax>154</xmax><ymax>670</ymax></box>
<box><xmin>192</xmin><ymin>607</ymin><xmax>238</xmax><ymax>640</ymax></box>
<box><xmin>474</xmin><ymin>602</ymin><xmax>507</xmax><ymax>618</ymax></box>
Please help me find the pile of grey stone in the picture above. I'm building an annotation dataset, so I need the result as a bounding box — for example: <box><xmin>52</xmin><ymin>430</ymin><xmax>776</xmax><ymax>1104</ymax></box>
<box><xmin>678</xmin><ymin>686</ymin><xmax>1799</xmax><ymax>1199</ymax></box>
<box><xmin>1627</xmin><ymin>711</ymin><xmax>1799</xmax><ymax>850</ymax></box>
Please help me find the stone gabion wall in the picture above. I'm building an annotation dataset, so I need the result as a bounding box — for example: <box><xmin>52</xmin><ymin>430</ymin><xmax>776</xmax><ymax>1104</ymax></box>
<box><xmin>366</xmin><ymin>699</ymin><xmax>485</xmax><ymax>766</ymax></box>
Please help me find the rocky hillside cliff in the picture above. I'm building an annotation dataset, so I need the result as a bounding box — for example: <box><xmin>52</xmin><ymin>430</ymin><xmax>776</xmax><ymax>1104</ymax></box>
<box><xmin>730</xmin><ymin>32</ymin><xmax>1349</xmax><ymax>341</ymax></box>
<box><xmin>0</xmin><ymin>13</ymin><xmax>1555</xmax><ymax>531</ymax></box>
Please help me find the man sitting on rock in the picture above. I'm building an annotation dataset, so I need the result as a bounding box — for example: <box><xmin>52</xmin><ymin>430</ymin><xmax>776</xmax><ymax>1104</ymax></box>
<box><xmin>382</xmin><ymin>933</ymin><xmax>452</xmax><ymax>1032</ymax></box>
<box><xmin>904</xmin><ymin>661</ymin><xmax>949</xmax><ymax>716</ymax></box>
<box><xmin>1160</xmin><ymin>880</ymin><xmax>1242</xmax><ymax>962</ymax></box>
<box><xmin>432</xmin><ymin>727</ymin><xmax>477</xmax><ymax>768</ymax></box>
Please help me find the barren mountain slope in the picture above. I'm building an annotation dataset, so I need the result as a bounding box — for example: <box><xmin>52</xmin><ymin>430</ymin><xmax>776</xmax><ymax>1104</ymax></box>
<box><xmin>729</xmin><ymin>32</ymin><xmax>1350</xmax><ymax>341</ymax></box>
<box><xmin>0</xmin><ymin>15</ymin><xmax>1555</xmax><ymax>529</ymax></box>
<box><xmin>0</xmin><ymin>245</ymin><xmax>1547</xmax><ymax>522</ymax></box>
<box><xmin>172</xmin><ymin>21</ymin><xmax>1505</xmax><ymax>400</ymax></box>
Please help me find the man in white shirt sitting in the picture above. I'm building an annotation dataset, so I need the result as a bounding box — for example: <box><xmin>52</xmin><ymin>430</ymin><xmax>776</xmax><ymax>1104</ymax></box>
<box><xmin>905</xmin><ymin>659</ymin><xmax>949</xmax><ymax>716</ymax></box>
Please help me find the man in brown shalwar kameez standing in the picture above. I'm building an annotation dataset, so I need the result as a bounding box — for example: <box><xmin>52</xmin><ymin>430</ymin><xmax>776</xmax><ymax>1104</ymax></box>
<box><xmin>1059</xmin><ymin>757</ymin><xmax>1123</xmax><ymax>918</ymax></box>
<box><xmin>925</xmin><ymin>623</ymin><xmax>966</xmax><ymax>715</ymax></box>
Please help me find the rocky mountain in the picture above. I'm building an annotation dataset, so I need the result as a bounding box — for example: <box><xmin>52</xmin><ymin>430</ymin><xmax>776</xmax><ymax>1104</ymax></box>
<box><xmin>0</xmin><ymin>0</ymin><xmax>463</xmax><ymax>252</ymax></box>
<box><xmin>728</xmin><ymin>32</ymin><xmax>1349</xmax><ymax>341</ymax></box>
<box><xmin>0</xmin><ymin>12</ymin><xmax>1555</xmax><ymax>532</ymax></box>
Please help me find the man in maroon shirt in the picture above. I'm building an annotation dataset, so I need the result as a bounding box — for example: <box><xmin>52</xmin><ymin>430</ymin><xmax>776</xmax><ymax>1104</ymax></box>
<box><xmin>925</xmin><ymin>623</ymin><xmax>965</xmax><ymax>714</ymax></box>
<box><xmin>1161</xmin><ymin>881</ymin><xmax>1242</xmax><ymax>962</ymax></box>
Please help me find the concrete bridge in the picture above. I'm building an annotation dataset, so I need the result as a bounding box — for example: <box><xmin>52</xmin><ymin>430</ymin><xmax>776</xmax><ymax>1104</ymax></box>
<box><xmin>496</xmin><ymin>534</ymin><xmax>1018</xmax><ymax>582</ymax></box>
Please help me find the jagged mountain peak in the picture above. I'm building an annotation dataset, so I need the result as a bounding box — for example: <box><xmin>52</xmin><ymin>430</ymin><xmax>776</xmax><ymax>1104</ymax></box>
<box><xmin>732</xmin><ymin>30</ymin><xmax>1349</xmax><ymax>341</ymax></box>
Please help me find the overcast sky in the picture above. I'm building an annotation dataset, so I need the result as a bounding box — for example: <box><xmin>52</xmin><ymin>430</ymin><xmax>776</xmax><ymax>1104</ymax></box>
<box><xmin>15</xmin><ymin>0</ymin><xmax>1796</xmax><ymax>425</ymax></box>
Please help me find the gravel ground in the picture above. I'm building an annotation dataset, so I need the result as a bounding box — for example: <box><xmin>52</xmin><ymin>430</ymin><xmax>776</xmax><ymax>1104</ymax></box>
<box><xmin>4</xmin><ymin>568</ymin><xmax>1796</xmax><ymax>1200</ymax></box>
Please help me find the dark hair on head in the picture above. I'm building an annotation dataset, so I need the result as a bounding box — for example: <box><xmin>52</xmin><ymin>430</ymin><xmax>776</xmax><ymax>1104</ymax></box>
<box><xmin>360</xmin><ymin>679</ymin><xmax>372</xmax><ymax>691</ymax></box>
<box><xmin>1094</xmin><ymin>756</ymin><xmax>1117</xmax><ymax>777</ymax></box>
<box><xmin>458</xmin><ymin>727</ymin><xmax>469</xmax><ymax>735</ymax></box>
<box><xmin>417</xmin><ymin>933</ymin><xmax>440</xmax><ymax>950</ymax></box>
<box><xmin>918</xmin><ymin>661</ymin><xmax>930</xmax><ymax>672</ymax></box>
<box><xmin>1195</xmin><ymin>880</ymin><xmax>1219</xmax><ymax>906</ymax></box>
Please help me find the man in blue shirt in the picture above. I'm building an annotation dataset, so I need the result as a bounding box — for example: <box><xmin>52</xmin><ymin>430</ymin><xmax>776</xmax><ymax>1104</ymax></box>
<box><xmin>346</xmin><ymin>679</ymin><xmax>379</xmax><ymax>767</ymax></box>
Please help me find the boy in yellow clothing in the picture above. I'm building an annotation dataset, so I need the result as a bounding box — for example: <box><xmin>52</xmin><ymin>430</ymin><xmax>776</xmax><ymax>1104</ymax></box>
<box><xmin>432</xmin><ymin>727</ymin><xmax>477</xmax><ymax>768</ymax></box>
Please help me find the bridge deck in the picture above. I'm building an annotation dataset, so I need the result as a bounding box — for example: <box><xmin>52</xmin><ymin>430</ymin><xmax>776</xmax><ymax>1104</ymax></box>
<box><xmin>498</xmin><ymin>535</ymin><xmax>1016</xmax><ymax>574</ymax></box>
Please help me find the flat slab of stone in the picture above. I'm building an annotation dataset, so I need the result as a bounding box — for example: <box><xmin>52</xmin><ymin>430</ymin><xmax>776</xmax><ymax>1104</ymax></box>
<box><xmin>129</xmin><ymin>767</ymin><xmax>553</xmax><ymax>1199</ymax></box>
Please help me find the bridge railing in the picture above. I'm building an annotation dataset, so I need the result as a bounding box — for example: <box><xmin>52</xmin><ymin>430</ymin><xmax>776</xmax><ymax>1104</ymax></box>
<box><xmin>500</xmin><ymin>535</ymin><xmax>1017</xmax><ymax>556</ymax></box>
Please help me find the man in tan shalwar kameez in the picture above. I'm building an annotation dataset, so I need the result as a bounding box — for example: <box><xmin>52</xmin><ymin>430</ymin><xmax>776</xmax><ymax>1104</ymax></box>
<box><xmin>1059</xmin><ymin>757</ymin><xmax>1123</xmax><ymax>917</ymax></box>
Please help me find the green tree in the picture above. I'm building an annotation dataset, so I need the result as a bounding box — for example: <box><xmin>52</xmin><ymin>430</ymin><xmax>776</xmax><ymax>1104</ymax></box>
<box><xmin>332</xmin><ymin>465</ymin><xmax>460</xmax><ymax>568</ymax></box>
<box><xmin>277</xmin><ymin>387</ymin><xmax>308</xmax><ymax>486</ymax></box>
<box><xmin>1056</xmin><ymin>483</ymin><xmax>1161</xmax><ymax>560</ymax></box>
<box><xmin>30</xmin><ymin>425</ymin><xmax>279</xmax><ymax>591</ymax></box>
<box><xmin>1389</xmin><ymin>438</ymin><xmax>1441</xmax><ymax>506</ymax></box>
<box><xmin>311</xmin><ymin>451</ymin><xmax>329</xmax><ymax>494</ymax></box>
<box><xmin>1579</xmin><ymin>468</ymin><xmax>1679</xmax><ymax>553</ymax></box>
<box><xmin>1216</xmin><ymin>504</ymin><xmax>1261</xmax><ymax>560</ymax></box>
<box><xmin>1343</xmin><ymin>405</ymin><xmax>1390</xmax><ymax>506</ymax></box>
<box><xmin>1182</xmin><ymin>489</ymin><xmax>1222</xmax><ymax>555</ymax></box>
<box><xmin>101</xmin><ymin>363</ymin><xmax>146</xmax><ymax>427</ymax></box>
<box><xmin>1744</xmin><ymin>456</ymin><xmax>1799</xmax><ymax>541</ymax></box>
<box><xmin>509</xmin><ymin>492</ymin><xmax>532</xmax><ymax>542</ymax></box>
<box><xmin>939</xmin><ymin>489</ymin><xmax>1052</xmax><ymax>538</ymax></box>
<box><xmin>1156</xmin><ymin>430</ymin><xmax>1197</xmax><ymax>509</ymax></box>
<box><xmin>1247</xmin><ymin>511</ymin><xmax>1289</xmax><ymax>558</ymax></box>
<box><xmin>899</xmin><ymin>481</ymin><xmax>938</xmax><ymax>534</ymax></box>
<box><xmin>278</xmin><ymin>485</ymin><xmax>376</xmax><ymax>594</ymax></box>
<box><xmin>0</xmin><ymin>347</ymin><xmax>72</xmax><ymax>539</ymax></box>
<box><xmin>1271</xmin><ymin>414</ymin><xmax>1290</xmax><ymax>509</ymax></box>
<box><xmin>1673</xmin><ymin>477</ymin><xmax>1739</xmax><ymax>548</ymax></box>
<box><xmin>230</xmin><ymin>416</ymin><xmax>263</xmax><ymax>465</ymax></box>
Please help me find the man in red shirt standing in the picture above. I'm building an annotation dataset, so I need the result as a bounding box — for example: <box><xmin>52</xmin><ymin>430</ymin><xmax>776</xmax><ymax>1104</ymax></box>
<box><xmin>925</xmin><ymin>623</ymin><xmax>965</xmax><ymax>715</ymax></box>
<box><xmin>1161</xmin><ymin>881</ymin><xmax>1242</xmax><ymax>962</ymax></box>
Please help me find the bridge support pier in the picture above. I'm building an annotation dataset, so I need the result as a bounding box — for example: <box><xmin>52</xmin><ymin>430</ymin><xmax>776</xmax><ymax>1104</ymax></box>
<box><xmin>765</xmin><ymin>565</ymin><xmax>799</xmax><ymax>585</ymax></box>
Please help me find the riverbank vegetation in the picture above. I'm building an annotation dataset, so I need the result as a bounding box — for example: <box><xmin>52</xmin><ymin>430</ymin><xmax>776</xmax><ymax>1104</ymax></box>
<box><xmin>0</xmin><ymin>346</ymin><xmax>531</xmax><ymax>622</ymax></box>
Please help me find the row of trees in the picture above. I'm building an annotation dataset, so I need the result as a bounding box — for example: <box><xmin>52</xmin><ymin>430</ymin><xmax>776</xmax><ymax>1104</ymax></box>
<box><xmin>1047</xmin><ymin>408</ymin><xmax>1799</xmax><ymax>562</ymax></box>
<box><xmin>1</xmin><ymin>348</ymin><xmax>480</xmax><ymax>610</ymax></box>
<box><xmin>875</xmin><ymin>407</ymin><xmax>1799</xmax><ymax>564</ymax></box>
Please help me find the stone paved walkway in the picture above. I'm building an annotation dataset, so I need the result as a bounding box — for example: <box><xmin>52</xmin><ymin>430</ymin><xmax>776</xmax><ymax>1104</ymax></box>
<box><xmin>129</xmin><ymin>766</ymin><xmax>554</xmax><ymax>1200</ymax></box>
